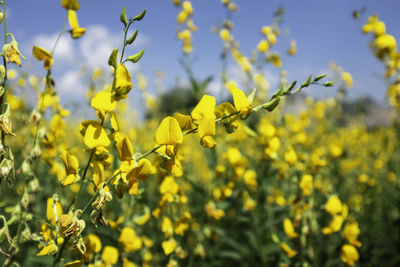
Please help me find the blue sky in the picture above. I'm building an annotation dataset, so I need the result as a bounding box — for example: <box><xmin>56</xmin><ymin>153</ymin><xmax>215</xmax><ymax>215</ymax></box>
<box><xmin>5</xmin><ymin>0</ymin><xmax>400</xmax><ymax>107</ymax></box>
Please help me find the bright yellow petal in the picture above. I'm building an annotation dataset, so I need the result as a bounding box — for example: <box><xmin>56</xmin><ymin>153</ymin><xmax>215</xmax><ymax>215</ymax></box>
<box><xmin>62</xmin><ymin>174</ymin><xmax>79</xmax><ymax>186</ymax></box>
<box><xmin>32</xmin><ymin>46</ymin><xmax>52</xmax><ymax>61</ymax></box>
<box><xmin>63</xmin><ymin>260</ymin><xmax>83</xmax><ymax>267</ymax></box>
<box><xmin>116</xmin><ymin>136</ymin><xmax>134</xmax><ymax>161</ymax></box>
<box><xmin>91</xmin><ymin>91</ymin><xmax>116</xmax><ymax>113</ymax></box>
<box><xmin>68</xmin><ymin>10</ymin><xmax>79</xmax><ymax>29</ymax></box>
<box><xmin>37</xmin><ymin>241</ymin><xmax>58</xmax><ymax>256</ymax></box>
<box><xmin>162</xmin><ymin>238</ymin><xmax>177</xmax><ymax>255</ymax></box>
<box><xmin>191</xmin><ymin>95</ymin><xmax>216</xmax><ymax>123</ymax></box>
<box><xmin>198</xmin><ymin>112</ymin><xmax>215</xmax><ymax>138</ymax></box>
<box><xmin>231</xmin><ymin>88</ymin><xmax>252</xmax><ymax>114</ymax></box>
<box><xmin>46</xmin><ymin>198</ymin><xmax>63</xmax><ymax>225</ymax></box>
<box><xmin>173</xmin><ymin>113</ymin><xmax>194</xmax><ymax>131</ymax></box>
<box><xmin>84</xmin><ymin>122</ymin><xmax>110</xmax><ymax>149</ymax></box>
<box><xmin>115</xmin><ymin>63</ymin><xmax>133</xmax><ymax>98</ymax></box>
<box><xmin>127</xmin><ymin>158</ymin><xmax>155</xmax><ymax>182</ymax></box>
<box><xmin>60</xmin><ymin>151</ymin><xmax>79</xmax><ymax>174</ymax></box>
<box><xmin>101</xmin><ymin>246</ymin><xmax>119</xmax><ymax>265</ymax></box>
<box><xmin>61</xmin><ymin>0</ymin><xmax>80</xmax><ymax>10</ymax></box>
<box><xmin>155</xmin><ymin>116</ymin><xmax>183</xmax><ymax>145</ymax></box>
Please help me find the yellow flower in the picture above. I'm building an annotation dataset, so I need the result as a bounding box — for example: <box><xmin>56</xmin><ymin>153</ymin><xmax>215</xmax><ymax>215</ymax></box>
<box><xmin>243</xmin><ymin>170</ymin><xmax>258</xmax><ymax>189</ymax></box>
<box><xmin>261</xmin><ymin>26</ymin><xmax>272</xmax><ymax>35</ymax></box>
<box><xmin>375</xmin><ymin>34</ymin><xmax>396</xmax><ymax>52</ymax></box>
<box><xmin>82</xmin><ymin>121</ymin><xmax>111</xmax><ymax>149</ymax></box>
<box><xmin>155</xmin><ymin>116</ymin><xmax>183</xmax><ymax>147</ymax></box>
<box><xmin>91</xmin><ymin>91</ymin><xmax>116</xmax><ymax>115</ymax></box>
<box><xmin>160</xmin><ymin>175</ymin><xmax>178</xmax><ymax>193</ymax></box>
<box><xmin>32</xmin><ymin>46</ymin><xmax>53</xmax><ymax>70</ymax></box>
<box><xmin>280</xmin><ymin>242</ymin><xmax>297</xmax><ymax>258</ymax></box>
<box><xmin>162</xmin><ymin>238</ymin><xmax>177</xmax><ymax>255</ymax></box>
<box><xmin>114</xmin><ymin>63</ymin><xmax>133</xmax><ymax>99</ymax></box>
<box><xmin>60</xmin><ymin>151</ymin><xmax>80</xmax><ymax>185</ymax></box>
<box><xmin>182</xmin><ymin>1</ymin><xmax>193</xmax><ymax>15</ymax></box>
<box><xmin>119</xmin><ymin>227</ymin><xmax>142</xmax><ymax>252</ymax></box>
<box><xmin>173</xmin><ymin>113</ymin><xmax>195</xmax><ymax>131</ymax></box>
<box><xmin>126</xmin><ymin>158</ymin><xmax>155</xmax><ymax>183</ymax></box>
<box><xmin>325</xmin><ymin>196</ymin><xmax>343</xmax><ymax>215</ymax></box>
<box><xmin>177</xmin><ymin>10</ymin><xmax>188</xmax><ymax>24</ymax></box>
<box><xmin>288</xmin><ymin>40</ymin><xmax>297</xmax><ymax>55</ymax></box>
<box><xmin>63</xmin><ymin>260</ymin><xmax>83</xmax><ymax>267</ymax></box>
<box><xmin>343</xmin><ymin>221</ymin><xmax>362</xmax><ymax>247</ymax></box>
<box><xmin>257</xmin><ymin>39</ymin><xmax>269</xmax><ymax>53</ymax></box>
<box><xmin>84</xmin><ymin>233</ymin><xmax>102</xmax><ymax>254</ymax></box>
<box><xmin>342</xmin><ymin>72</ymin><xmax>353</xmax><ymax>88</ymax></box>
<box><xmin>284</xmin><ymin>147</ymin><xmax>297</xmax><ymax>165</ymax></box>
<box><xmin>267</xmin><ymin>32</ymin><xmax>277</xmax><ymax>45</ymax></box>
<box><xmin>191</xmin><ymin>95</ymin><xmax>217</xmax><ymax>148</ymax></box>
<box><xmin>231</xmin><ymin>87</ymin><xmax>252</xmax><ymax>115</ymax></box>
<box><xmin>162</xmin><ymin>216</ymin><xmax>173</xmax><ymax>237</ymax></box>
<box><xmin>4</xmin><ymin>40</ymin><xmax>25</xmax><ymax>67</ymax></box>
<box><xmin>133</xmin><ymin>207</ymin><xmax>151</xmax><ymax>225</ymax></box>
<box><xmin>61</xmin><ymin>0</ymin><xmax>80</xmax><ymax>10</ymax></box>
<box><xmin>322</xmin><ymin>215</ymin><xmax>344</xmax><ymax>234</ymax></box>
<box><xmin>46</xmin><ymin>197</ymin><xmax>63</xmax><ymax>226</ymax></box>
<box><xmin>101</xmin><ymin>246</ymin><xmax>119</xmax><ymax>265</ymax></box>
<box><xmin>219</xmin><ymin>29</ymin><xmax>230</xmax><ymax>42</ymax></box>
<box><xmin>283</xmin><ymin>218</ymin><xmax>298</xmax><ymax>238</ymax></box>
<box><xmin>299</xmin><ymin>174</ymin><xmax>313</xmax><ymax>196</ymax></box>
<box><xmin>67</xmin><ymin>10</ymin><xmax>86</xmax><ymax>39</ymax></box>
<box><xmin>116</xmin><ymin>136</ymin><xmax>134</xmax><ymax>162</ymax></box>
<box><xmin>340</xmin><ymin>244</ymin><xmax>359</xmax><ymax>266</ymax></box>
<box><xmin>37</xmin><ymin>240</ymin><xmax>58</xmax><ymax>256</ymax></box>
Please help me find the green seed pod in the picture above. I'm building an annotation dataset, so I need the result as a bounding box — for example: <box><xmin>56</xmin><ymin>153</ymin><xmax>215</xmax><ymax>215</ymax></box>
<box><xmin>0</xmin><ymin>65</ymin><xmax>5</xmax><ymax>82</ymax></box>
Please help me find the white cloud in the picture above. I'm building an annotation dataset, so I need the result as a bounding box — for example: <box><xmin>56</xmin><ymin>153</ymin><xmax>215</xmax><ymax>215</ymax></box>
<box><xmin>57</xmin><ymin>70</ymin><xmax>85</xmax><ymax>97</ymax></box>
<box><xmin>27</xmin><ymin>24</ymin><xmax>149</xmax><ymax>98</ymax></box>
<box><xmin>31</xmin><ymin>33</ymin><xmax>75</xmax><ymax>62</ymax></box>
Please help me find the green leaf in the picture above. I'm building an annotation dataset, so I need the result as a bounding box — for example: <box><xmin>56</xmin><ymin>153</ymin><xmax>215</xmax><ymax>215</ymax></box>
<box><xmin>126</xmin><ymin>49</ymin><xmax>145</xmax><ymax>63</ymax></box>
<box><xmin>126</xmin><ymin>30</ymin><xmax>138</xmax><ymax>45</ymax></box>
<box><xmin>283</xmin><ymin>81</ymin><xmax>296</xmax><ymax>95</ymax></box>
<box><xmin>244</xmin><ymin>231</ymin><xmax>258</xmax><ymax>250</ymax></box>
<box><xmin>108</xmin><ymin>48</ymin><xmax>118</xmax><ymax>68</ymax></box>
<box><xmin>219</xmin><ymin>251</ymin><xmax>242</xmax><ymax>262</ymax></box>
<box><xmin>247</xmin><ymin>88</ymin><xmax>257</xmax><ymax>104</ymax></box>
<box><xmin>301</xmin><ymin>74</ymin><xmax>313</xmax><ymax>87</ymax></box>
<box><xmin>272</xmin><ymin>83</ymin><xmax>285</xmax><ymax>98</ymax></box>
<box><xmin>262</xmin><ymin>97</ymin><xmax>280</xmax><ymax>112</ymax></box>
<box><xmin>133</xmin><ymin>9</ymin><xmax>146</xmax><ymax>21</ymax></box>
<box><xmin>120</xmin><ymin>7</ymin><xmax>128</xmax><ymax>27</ymax></box>
<box><xmin>314</xmin><ymin>74</ymin><xmax>327</xmax><ymax>82</ymax></box>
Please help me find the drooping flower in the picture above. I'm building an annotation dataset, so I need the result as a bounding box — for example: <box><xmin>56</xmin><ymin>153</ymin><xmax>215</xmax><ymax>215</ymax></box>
<box><xmin>67</xmin><ymin>10</ymin><xmax>86</xmax><ymax>39</ymax></box>
<box><xmin>61</xmin><ymin>0</ymin><xmax>80</xmax><ymax>10</ymax></box>
<box><xmin>162</xmin><ymin>238</ymin><xmax>177</xmax><ymax>255</ymax></box>
<box><xmin>114</xmin><ymin>63</ymin><xmax>133</xmax><ymax>99</ymax></box>
<box><xmin>340</xmin><ymin>244</ymin><xmax>359</xmax><ymax>266</ymax></box>
<box><xmin>299</xmin><ymin>174</ymin><xmax>313</xmax><ymax>196</ymax></box>
<box><xmin>60</xmin><ymin>151</ymin><xmax>80</xmax><ymax>185</ymax></box>
<box><xmin>101</xmin><ymin>246</ymin><xmax>119</xmax><ymax>265</ymax></box>
<box><xmin>91</xmin><ymin>91</ymin><xmax>116</xmax><ymax>115</ymax></box>
<box><xmin>81</xmin><ymin>121</ymin><xmax>111</xmax><ymax>149</ymax></box>
<box><xmin>191</xmin><ymin>95</ymin><xmax>216</xmax><ymax>148</ymax></box>
<box><xmin>32</xmin><ymin>46</ymin><xmax>53</xmax><ymax>70</ymax></box>
<box><xmin>283</xmin><ymin>218</ymin><xmax>298</xmax><ymax>238</ymax></box>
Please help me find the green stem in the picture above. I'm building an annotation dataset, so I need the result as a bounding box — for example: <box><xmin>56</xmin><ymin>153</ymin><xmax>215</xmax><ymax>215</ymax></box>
<box><xmin>52</xmin><ymin>171</ymin><xmax>120</xmax><ymax>267</ymax></box>
<box><xmin>51</xmin><ymin>17</ymin><xmax>67</xmax><ymax>55</ymax></box>
<box><xmin>67</xmin><ymin>117</ymin><xmax>105</xmax><ymax>212</ymax></box>
<box><xmin>119</xmin><ymin>22</ymin><xmax>132</xmax><ymax>63</ymax></box>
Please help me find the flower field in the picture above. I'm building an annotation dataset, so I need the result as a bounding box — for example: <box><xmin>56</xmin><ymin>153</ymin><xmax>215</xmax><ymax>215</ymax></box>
<box><xmin>0</xmin><ymin>1</ymin><xmax>399</xmax><ymax>266</ymax></box>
